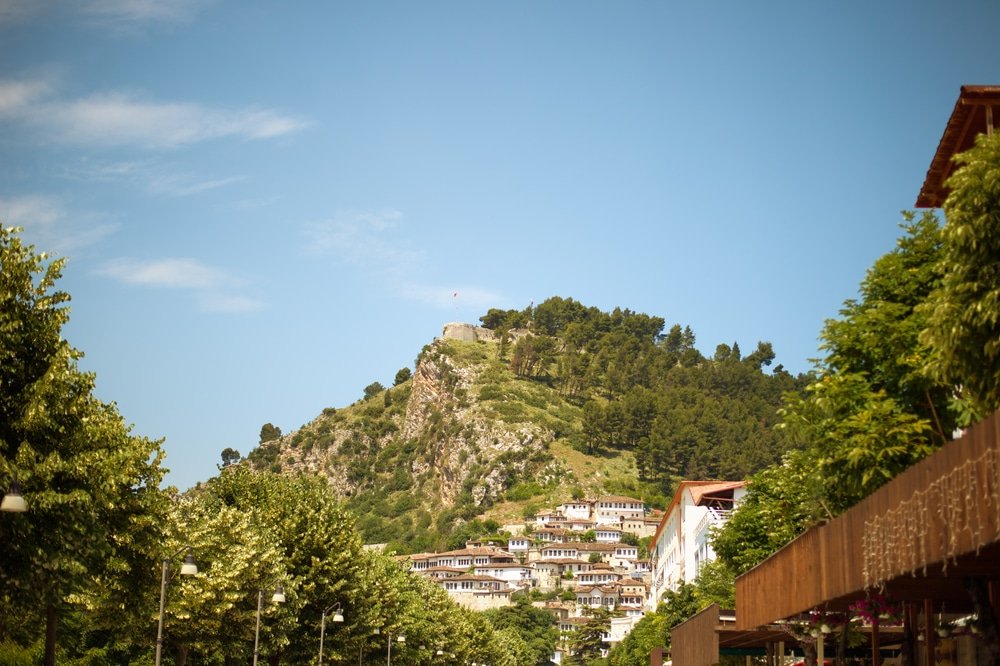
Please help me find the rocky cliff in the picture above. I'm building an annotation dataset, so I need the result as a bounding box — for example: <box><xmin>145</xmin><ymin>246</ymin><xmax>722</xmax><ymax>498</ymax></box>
<box><xmin>250</xmin><ymin>324</ymin><xmax>569</xmax><ymax>529</ymax></box>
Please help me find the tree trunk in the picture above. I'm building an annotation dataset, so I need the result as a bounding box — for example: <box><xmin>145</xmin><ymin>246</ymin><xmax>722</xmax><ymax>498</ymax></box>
<box><xmin>965</xmin><ymin>577</ymin><xmax>1000</xmax><ymax>666</ymax></box>
<box><xmin>802</xmin><ymin>640</ymin><xmax>817</xmax><ymax>666</ymax></box>
<box><xmin>176</xmin><ymin>644</ymin><xmax>189</xmax><ymax>666</ymax></box>
<box><xmin>267</xmin><ymin>654</ymin><xmax>279</xmax><ymax>666</ymax></box>
<box><xmin>836</xmin><ymin>619</ymin><xmax>849</xmax><ymax>666</ymax></box>
<box><xmin>900</xmin><ymin>602</ymin><xmax>915</xmax><ymax>666</ymax></box>
<box><xmin>44</xmin><ymin>604</ymin><xmax>57</xmax><ymax>666</ymax></box>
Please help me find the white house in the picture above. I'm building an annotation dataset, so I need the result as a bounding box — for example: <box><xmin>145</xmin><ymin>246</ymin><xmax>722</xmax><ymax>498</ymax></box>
<box><xmin>647</xmin><ymin>480</ymin><xmax>745</xmax><ymax>610</ymax></box>
<box><xmin>558</xmin><ymin>500</ymin><xmax>592</xmax><ymax>521</ymax></box>
<box><xmin>472</xmin><ymin>562</ymin><xmax>534</xmax><ymax>587</ymax></box>
<box><xmin>594</xmin><ymin>526</ymin><xmax>623</xmax><ymax>543</ymax></box>
<box><xmin>507</xmin><ymin>536</ymin><xmax>530</xmax><ymax>553</ymax></box>
<box><xmin>592</xmin><ymin>495</ymin><xmax>645</xmax><ymax>525</ymax></box>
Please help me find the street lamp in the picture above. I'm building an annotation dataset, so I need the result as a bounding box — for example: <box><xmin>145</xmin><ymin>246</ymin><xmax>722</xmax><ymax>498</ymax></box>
<box><xmin>318</xmin><ymin>602</ymin><xmax>344</xmax><ymax>666</ymax></box>
<box><xmin>253</xmin><ymin>584</ymin><xmax>286</xmax><ymax>666</ymax></box>
<box><xmin>154</xmin><ymin>546</ymin><xmax>198</xmax><ymax>666</ymax></box>
<box><xmin>386</xmin><ymin>630</ymin><xmax>405</xmax><ymax>666</ymax></box>
<box><xmin>1</xmin><ymin>473</ymin><xmax>27</xmax><ymax>513</ymax></box>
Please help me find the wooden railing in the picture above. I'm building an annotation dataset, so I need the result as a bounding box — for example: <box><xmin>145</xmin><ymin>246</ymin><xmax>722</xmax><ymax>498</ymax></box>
<box><xmin>735</xmin><ymin>410</ymin><xmax>1000</xmax><ymax>630</ymax></box>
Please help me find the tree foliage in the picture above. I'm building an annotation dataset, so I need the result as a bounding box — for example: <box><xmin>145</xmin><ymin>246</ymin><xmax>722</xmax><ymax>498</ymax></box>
<box><xmin>922</xmin><ymin>131</ymin><xmax>1000</xmax><ymax>418</ymax></box>
<box><xmin>0</xmin><ymin>226</ymin><xmax>168</xmax><ymax>665</ymax></box>
<box><xmin>259</xmin><ymin>423</ymin><xmax>282</xmax><ymax>444</ymax></box>
<box><xmin>483</xmin><ymin>595</ymin><xmax>559</xmax><ymax>666</ymax></box>
<box><xmin>715</xmin><ymin>212</ymin><xmax>959</xmax><ymax>575</ymax></box>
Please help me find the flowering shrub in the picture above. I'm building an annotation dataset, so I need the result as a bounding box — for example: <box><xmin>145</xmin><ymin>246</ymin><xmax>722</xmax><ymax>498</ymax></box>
<box><xmin>849</xmin><ymin>595</ymin><xmax>902</xmax><ymax>625</ymax></box>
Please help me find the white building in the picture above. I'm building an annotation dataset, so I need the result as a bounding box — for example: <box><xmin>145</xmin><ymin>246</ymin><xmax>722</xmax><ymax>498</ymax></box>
<box><xmin>647</xmin><ymin>481</ymin><xmax>745</xmax><ymax>610</ymax></box>
<box><xmin>592</xmin><ymin>495</ymin><xmax>645</xmax><ymax>525</ymax></box>
<box><xmin>558</xmin><ymin>500</ymin><xmax>592</xmax><ymax>521</ymax></box>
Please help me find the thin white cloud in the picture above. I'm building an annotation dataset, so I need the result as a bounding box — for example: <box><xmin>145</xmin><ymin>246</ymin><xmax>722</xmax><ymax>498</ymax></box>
<box><xmin>0</xmin><ymin>194</ymin><xmax>117</xmax><ymax>253</ymax></box>
<box><xmin>34</xmin><ymin>92</ymin><xmax>310</xmax><ymax>148</ymax></box>
<box><xmin>304</xmin><ymin>209</ymin><xmax>505</xmax><ymax>310</ymax></box>
<box><xmin>304</xmin><ymin>210</ymin><xmax>423</xmax><ymax>268</ymax></box>
<box><xmin>64</xmin><ymin>159</ymin><xmax>246</xmax><ymax>197</ymax></box>
<box><xmin>196</xmin><ymin>291</ymin><xmax>265</xmax><ymax>314</ymax></box>
<box><xmin>148</xmin><ymin>173</ymin><xmax>246</xmax><ymax>197</ymax></box>
<box><xmin>0</xmin><ymin>79</ymin><xmax>50</xmax><ymax>114</ymax></box>
<box><xmin>399</xmin><ymin>284</ymin><xmax>505</xmax><ymax>310</ymax></box>
<box><xmin>0</xmin><ymin>77</ymin><xmax>310</xmax><ymax>149</ymax></box>
<box><xmin>96</xmin><ymin>257</ymin><xmax>265</xmax><ymax>313</ymax></box>
<box><xmin>0</xmin><ymin>0</ymin><xmax>214</xmax><ymax>27</ymax></box>
<box><xmin>82</xmin><ymin>0</ymin><xmax>214</xmax><ymax>24</ymax></box>
<box><xmin>97</xmin><ymin>257</ymin><xmax>230</xmax><ymax>289</ymax></box>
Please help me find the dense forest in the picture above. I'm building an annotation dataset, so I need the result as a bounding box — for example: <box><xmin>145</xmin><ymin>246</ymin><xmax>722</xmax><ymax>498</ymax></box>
<box><xmin>480</xmin><ymin>297</ymin><xmax>807</xmax><ymax>487</ymax></box>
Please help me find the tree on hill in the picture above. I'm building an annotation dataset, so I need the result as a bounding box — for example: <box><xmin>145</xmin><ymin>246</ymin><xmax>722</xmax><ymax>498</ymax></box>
<box><xmin>394</xmin><ymin>366</ymin><xmax>412</xmax><ymax>385</ymax></box>
<box><xmin>259</xmin><ymin>422</ymin><xmax>282</xmax><ymax>443</ymax></box>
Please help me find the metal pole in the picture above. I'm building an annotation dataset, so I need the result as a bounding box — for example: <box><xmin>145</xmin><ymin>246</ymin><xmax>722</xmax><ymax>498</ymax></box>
<box><xmin>319</xmin><ymin>611</ymin><xmax>327</xmax><ymax>666</ymax></box>
<box><xmin>154</xmin><ymin>559</ymin><xmax>169</xmax><ymax>666</ymax></box>
<box><xmin>387</xmin><ymin>634</ymin><xmax>392</xmax><ymax>666</ymax></box>
<box><xmin>253</xmin><ymin>589</ymin><xmax>263</xmax><ymax>666</ymax></box>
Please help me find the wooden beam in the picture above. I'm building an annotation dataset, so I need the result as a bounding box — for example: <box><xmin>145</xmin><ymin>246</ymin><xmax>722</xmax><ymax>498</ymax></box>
<box><xmin>924</xmin><ymin>599</ymin><xmax>935</xmax><ymax>666</ymax></box>
<box><xmin>871</xmin><ymin>614</ymin><xmax>881</xmax><ymax>666</ymax></box>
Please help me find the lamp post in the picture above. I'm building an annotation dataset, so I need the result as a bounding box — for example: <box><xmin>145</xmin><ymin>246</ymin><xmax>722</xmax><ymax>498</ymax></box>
<box><xmin>253</xmin><ymin>584</ymin><xmax>286</xmax><ymax>666</ymax></box>
<box><xmin>1</xmin><ymin>472</ymin><xmax>27</xmax><ymax>513</ymax></box>
<box><xmin>386</xmin><ymin>631</ymin><xmax>404</xmax><ymax>666</ymax></box>
<box><xmin>154</xmin><ymin>547</ymin><xmax>198</xmax><ymax>666</ymax></box>
<box><xmin>318</xmin><ymin>602</ymin><xmax>344</xmax><ymax>666</ymax></box>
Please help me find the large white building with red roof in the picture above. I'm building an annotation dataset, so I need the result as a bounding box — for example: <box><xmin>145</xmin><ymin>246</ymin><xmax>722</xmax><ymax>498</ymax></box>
<box><xmin>647</xmin><ymin>480</ymin><xmax>746</xmax><ymax>609</ymax></box>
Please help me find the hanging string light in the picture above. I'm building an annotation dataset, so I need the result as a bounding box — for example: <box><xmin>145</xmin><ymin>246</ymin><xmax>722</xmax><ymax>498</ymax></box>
<box><xmin>862</xmin><ymin>447</ymin><xmax>1000</xmax><ymax>588</ymax></box>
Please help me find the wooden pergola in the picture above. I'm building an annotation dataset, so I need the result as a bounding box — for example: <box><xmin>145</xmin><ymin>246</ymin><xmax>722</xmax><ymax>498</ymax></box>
<box><xmin>916</xmin><ymin>85</ymin><xmax>1000</xmax><ymax>208</ymax></box>
<box><xmin>733</xmin><ymin>410</ymin><xmax>1000</xmax><ymax>665</ymax></box>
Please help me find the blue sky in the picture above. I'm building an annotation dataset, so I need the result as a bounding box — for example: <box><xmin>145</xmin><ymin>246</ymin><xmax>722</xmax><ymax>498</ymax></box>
<box><xmin>2</xmin><ymin>0</ymin><xmax>997</xmax><ymax>490</ymax></box>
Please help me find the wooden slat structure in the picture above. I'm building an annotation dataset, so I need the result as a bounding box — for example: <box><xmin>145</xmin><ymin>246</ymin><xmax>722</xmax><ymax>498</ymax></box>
<box><xmin>671</xmin><ymin>604</ymin><xmax>724</xmax><ymax>666</ymax></box>
<box><xmin>736</xmin><ymin>410</ymin><xmax>1000</xmax><ymax>630</ymax></box>
<box><xmin>916</xmin><ymin>85</ymin><xmax>1000</xmax><ymax>208</ymax></box>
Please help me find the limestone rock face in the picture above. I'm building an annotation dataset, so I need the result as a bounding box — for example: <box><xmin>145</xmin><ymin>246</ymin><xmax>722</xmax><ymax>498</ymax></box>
<box><xmin>259</xmin><ymin>324</ymin><xmax>559</xmax><ymax>512</ymax></box>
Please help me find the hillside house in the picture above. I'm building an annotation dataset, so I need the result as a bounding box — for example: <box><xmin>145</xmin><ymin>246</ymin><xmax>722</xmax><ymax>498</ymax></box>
<box><xmin>576</xmin><ymin>566</ymin><xmax>624</xmax><ymax>587</ymax></box>
<box><xmin>558</xmin><ymin>500</ymin><xmax>592</xmax><ymax>520</ymax></box>
<box><xmin>472</xmin><ymin>562</ymin><xmax>533</xmax><ymax>587</ymax></box>
<box><xmin>594</xmin><ymin>526</ymin><xmax>623</xmax><ymax>543</ymax></box>
<box><xmin>592</xmin><ymin>495</ymin><xmax>645</xmax><ymax>525</ymax></box>
<box><xmin>533</xmin><ymin>527</ymin><xmax>570</xmax><ymax>543</ymax></box>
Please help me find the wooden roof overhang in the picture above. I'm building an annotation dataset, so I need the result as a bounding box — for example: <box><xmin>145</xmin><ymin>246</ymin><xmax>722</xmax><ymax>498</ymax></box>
<box><xmin>735</xmin><ymin>409</ymin><xmax>1000</xmax><ymax>630</ymax></box>
<box><xmin>671</xmin><ymin>603</ymin><xmax>900</xmax><ymax>666</ymax></box>
<box><xmin>916</xmin><ymin>85</ymin><xmax>1000</xmax><ymax>208</ymax></box>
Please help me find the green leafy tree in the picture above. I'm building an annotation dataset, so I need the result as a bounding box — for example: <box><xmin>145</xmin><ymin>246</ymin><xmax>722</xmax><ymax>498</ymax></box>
<box><xmin>199</xmin><ymin>468</ymin><xmax>363</xmax><ymax>665</ymax></box>
<box><xmin>484</xmin><ymin>595</ymin><xmax>559</xmax><ymax>666</ymax></box>
<box><xmin>393</xmin><ymin>367</ymin><xmax>412</xmax><ymax>386</ymax></box>
<box><xmin>0</xmin><ymin>226</ymin><xmax>168</xmax><ymax>666</ymax></box>
<box><xmin>220</xmin><ymin>447</ymin><xmax>242</xmax><ymax>467</ymax></box>
<box><xmin>159</xmin><ymin>496</ymin><xmax>292</xmax><ymax>665</ymax></box>
<box><xmin>609</xmin><ymin>610</ymin><xmax>668</xmax><ymax>666</ymax></box>
<box><xmin>712</xmin><ymin>449</ymin><xmax>820</xmax><ymax>576</ymax></box>
<box><xmin>569</xmin><ymin>607</ymin><xmax>614</xmax><ymax>663</ymax></box>
<box><xmin>259</xmin><ymin>423</ymin><xmax>282</xmax><ymax>444</ymax></box>
<box><xmin>363</xmin><ymin>381</ymin><xmax>386</xmax><ymax>400</ymax></box>
<box><xmin>823</xmin><ymin>211</ymin><xmax>953</xmax><ymax>439</ymax></box>
<box><xmin>922</xmin><ymin>131</ymin><xmax>1000</xmax><ymax>418</ymax></box>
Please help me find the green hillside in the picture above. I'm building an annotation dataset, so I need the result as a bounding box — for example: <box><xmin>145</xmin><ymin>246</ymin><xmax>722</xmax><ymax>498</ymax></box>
<box><xmin>246</xmin><ymin>297</ymin><xmax>808</xmax><ymax>553</ymax></box>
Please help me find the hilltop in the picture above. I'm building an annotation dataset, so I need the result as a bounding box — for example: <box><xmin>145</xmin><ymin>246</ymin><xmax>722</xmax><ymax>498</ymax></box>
<box><xmin>244</xmin><ymin>297</ymin><xmax>807</xmax><ymax>553</ymax></box>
